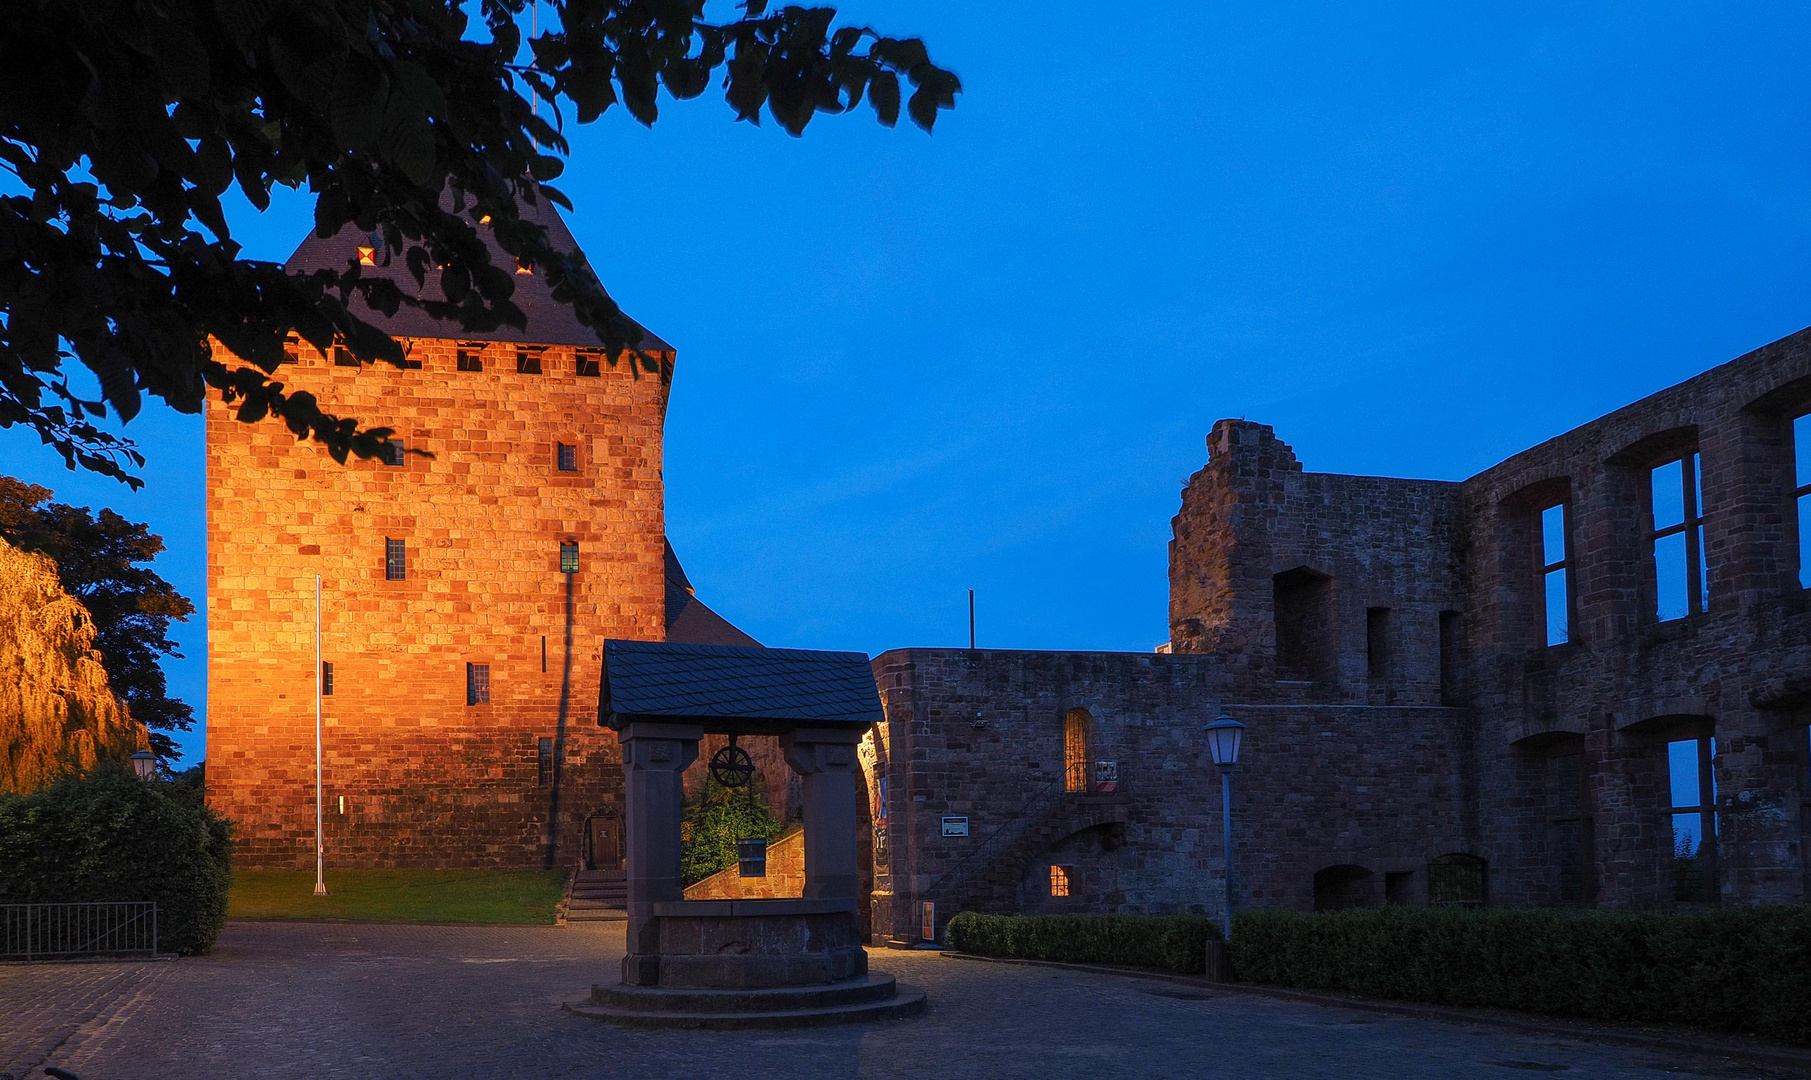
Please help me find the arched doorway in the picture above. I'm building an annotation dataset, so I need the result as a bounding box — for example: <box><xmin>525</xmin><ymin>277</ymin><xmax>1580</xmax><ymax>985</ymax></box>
<box><xmin>583</xmin><ymin>807</ymin><xmax>621</xmax><ymax>871</ymax></box>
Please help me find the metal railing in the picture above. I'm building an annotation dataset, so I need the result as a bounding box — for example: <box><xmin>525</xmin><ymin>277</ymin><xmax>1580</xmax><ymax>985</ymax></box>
<box><xmin>2</xmin><ymin>903</ymin><xmax>158</xmax><ymax>960</ymax></box>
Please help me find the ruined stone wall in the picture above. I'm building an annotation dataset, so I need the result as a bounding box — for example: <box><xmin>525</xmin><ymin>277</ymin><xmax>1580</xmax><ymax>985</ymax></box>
<box><xmin>869</xmin><ymin>648</ymin><xmax>1471</xmax><ymax>942</ymax></box>
<box><xmin>1460</xmin><ymin>327</ymin><xmax>1811</xmax><ymax>908</ymax></box>
<box><xmin>205</xmin><ymin>337</ymin><xmax>670</xmax><ymax>868</ymax></box>
<box><xmin>684</xmin><ymin>824</ymin><xmax>806</xmax><ymax>899</ymax></box>
<box><xmin>1169</xmin><ymin>420</ymin><xmax>1465</xmax><ymax>707</ymax></box>
<box><xmin>0</xmin><ymin>540</ymin><xmax>148</xmax><ymax>793</ymax></box>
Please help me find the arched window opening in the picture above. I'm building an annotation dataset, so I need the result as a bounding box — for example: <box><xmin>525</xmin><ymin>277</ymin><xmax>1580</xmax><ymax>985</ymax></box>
<box><xmin>1063</xmin><ymin>708</ymin><xmax>1092</xmax><ymax>793</ymax></box>
<box><xmin>1312</xmin><ymin>864</ymin><xmax>1374</xmax><ymax>911</ymax></box>
<box><xmin>1428</xmin><ymin>854</ymin><xmax>1487</xmax><ymax>907</ymax></box>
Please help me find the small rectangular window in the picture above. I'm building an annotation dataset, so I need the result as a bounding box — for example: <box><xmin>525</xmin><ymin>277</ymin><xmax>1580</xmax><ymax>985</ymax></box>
<box><xmin>1365</xmin><ymin>607</ymin><xmax>1391</xmax><ymax>679</ymax></box>
<box><xmin>333</xmin><ymin>345</ymin><xmax>359</xmax><ymax>367</ymax></box>
<box><xmin>399</xmin><ymin>350</ymin><xmax>423</xmax><ymax>370</ymax></box>
<box><xmin>281</xmin><ymin>337</ymin><xmax>300</xmax><ymax>365</ymax></box>
<box><xmin>321</xmin><ymin>662</ymin><xmax>334</xmax><ymax>696</ymax></box>
<box><xmin>1795</xmin><ymin>414</ymin><xmax>1811</xmax><ymax>589</ymax></box>
<box><xmin>1049</xmin><ymin>865</ymin><xmax>1072</xmax><ymax>898</ymax></box>
<box><xmin>1649</xmin><ymin>454</ymin><xmax>1705</xmax><ymax>621</ymax></box>
<box><xmin>380</xmin><ymin>440</ymin><xmax>405</xmax><ymax>467</ymax></box>
<box><xmin>560</xmin><ymin>541</ymin><xmax>579</xmax><ymax>574</ymax></box>
<box><xmin>456</xmin><ymin>347</ymin><xmax>483</xmax><ymax>372</ymax></box>
<box><xmin>575</xmin><ymin>349</ymin><xmax>602</xmax><ymax>377</ymax></box>
<box><xmin>516</xmin><ymin>348</ymin><xmax>543</xmax><ymax>375</ymax></box>
<box><xmin>538</xmin><ymin>736</ymin><xmax>554</xmax><ymax>786</ymax></box>
<box><xmin>467</xmin><ymin>663</ymin><xmax>491</xmax><ymax>706</ymax></box>
<box><xmin>556</xmin><ymin>443</ymin><xmax>578</xmax><ymax>472</ymax></box>
<box><xmin>1538</xmin><ymin>502</ymin><xmax>1569</xmax><ymax>646</ymax></box>
<box><xmin>385</xmin><ymin>538</ymin><xmax>406</xmax><ymax>581</ymax></box>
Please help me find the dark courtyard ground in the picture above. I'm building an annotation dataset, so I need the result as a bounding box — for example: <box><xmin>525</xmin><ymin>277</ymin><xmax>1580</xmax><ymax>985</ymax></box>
<box><xmin>0</xmin><ymin>921</ymin><xmax>1800</xmax><ymax>1080</ymax></box>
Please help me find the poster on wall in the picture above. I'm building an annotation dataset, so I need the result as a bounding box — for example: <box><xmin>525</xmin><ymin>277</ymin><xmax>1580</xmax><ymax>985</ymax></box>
<box><xmin>1094</xmin><ymin>760</ymin><xmax>1119</xmax><ymax>793</ymax></box>
<box><xmin>941</xmin><ymin>816</ymin><xmax>969</xmax><ymax>837</ymax></box>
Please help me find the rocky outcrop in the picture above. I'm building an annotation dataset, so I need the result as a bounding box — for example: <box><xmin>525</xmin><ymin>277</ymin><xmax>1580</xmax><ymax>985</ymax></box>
<box><xmin>0</xmin><ymin>538</ymin><xmax>147</xmax><ymax>793</ymax></box>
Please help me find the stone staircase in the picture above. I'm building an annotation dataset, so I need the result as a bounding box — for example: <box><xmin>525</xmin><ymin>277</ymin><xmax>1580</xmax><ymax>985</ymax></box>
<box><xmin>567</xmin><ymin>868</ymin><xmax>628</xmax><ymax>921</ymax></box>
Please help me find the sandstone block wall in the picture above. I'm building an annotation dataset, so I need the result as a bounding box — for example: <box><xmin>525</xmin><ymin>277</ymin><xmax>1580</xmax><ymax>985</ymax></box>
<box><xmin>205</xmin><ymin>336</ymin><xmax>670</xmax><ymax>868</ymax></box>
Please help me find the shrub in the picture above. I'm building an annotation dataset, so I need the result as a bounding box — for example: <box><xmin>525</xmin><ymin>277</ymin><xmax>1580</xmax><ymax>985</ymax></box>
<box><xmin>0</xmin><ymin>761</ymin><xmax>233</xmax><ymax>954</ymax></box>
<box><xmin>1230</xmin><ymin>906</ymin><xmax>1811</xmax><ymax>1045</ymax></box>
<box><xmin>679</xmin><ymin>775</ymin><xmax>780</xmax><ymax>887</ymax></box>
<box><xmin>947</xmin><ymin>912</ymin><xmax>1222</xmax><ymax>973</ymax></box>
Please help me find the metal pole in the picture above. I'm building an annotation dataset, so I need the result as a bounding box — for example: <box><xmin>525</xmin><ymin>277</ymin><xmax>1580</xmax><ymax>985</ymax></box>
<box><xmin>1221</xmin><ymin>767</ymin><xmax>1234</xmax><ymax>941</ymax></box>
<box><xmin>314</xmin><ymin>575</ymin><xmax>327</xmax><ymax>896</ymax></box>
<box><xmin>969</xmin><ymin>589</ymin><xmax>975</xmax><ymax>649</ymax></box>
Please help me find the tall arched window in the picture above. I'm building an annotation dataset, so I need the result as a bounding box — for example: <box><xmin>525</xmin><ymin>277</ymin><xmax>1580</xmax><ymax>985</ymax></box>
<box><xmin>1063</xmin><ymin>708</ymin><xmax>1092</xmax><ymax>793</ymax></box>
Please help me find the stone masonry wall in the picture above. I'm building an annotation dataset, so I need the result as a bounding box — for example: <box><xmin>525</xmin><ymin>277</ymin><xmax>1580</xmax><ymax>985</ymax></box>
<box><xmin>1461</xmin><ymin>327</ymin><xmax>1811</xmax><ymax>908</ymax></box>
<box><xmin>205</xmin><ymin>336</ymin><xmax>670</xmax><ymax>868</ymax></box>
<box><xmin>869</xmin><ymin>648</ymin><xmax>1471</xmax><ymax>942</ymax></box>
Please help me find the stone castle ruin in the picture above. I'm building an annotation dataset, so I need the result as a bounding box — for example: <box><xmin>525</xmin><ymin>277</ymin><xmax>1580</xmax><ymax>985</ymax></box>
<box><xmin>203</xmin><ymin>202</ymin><xmax>1811</xmax><ymax>934</ymax></box>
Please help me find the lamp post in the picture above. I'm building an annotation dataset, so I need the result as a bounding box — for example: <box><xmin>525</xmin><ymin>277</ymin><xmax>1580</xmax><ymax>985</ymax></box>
<box><xmin>130</xmin><ymin>751</ymin><xmax>157</xmax><ymax>781</ymax></box>
<box><xmin>1204</xmin><ymin>713</ymin><xmax>1245</xmax><ymax>941</ymax></box>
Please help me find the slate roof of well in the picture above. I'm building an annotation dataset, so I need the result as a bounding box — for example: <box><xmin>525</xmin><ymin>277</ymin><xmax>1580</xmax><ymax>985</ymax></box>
<box><xmin>599</xmin><ymin>640</ymin><xmax>882</xmax><ymax>728</ymax></box>
<box><xmin>284</xmin><ymin>194</ymin><xmax>672</xmax><ymax>350</ymax></box>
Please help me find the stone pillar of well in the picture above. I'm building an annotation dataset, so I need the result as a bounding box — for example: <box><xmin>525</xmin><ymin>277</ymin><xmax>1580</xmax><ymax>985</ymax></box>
<box><xmin>619</xmin><ymin>720</ymin><xmax>701</xmax><ymax>986</ymax></box>
<box><xmin>782</xmin><ymin>727</ymin><xmax>865</xmax><ymax>900</ymax></box>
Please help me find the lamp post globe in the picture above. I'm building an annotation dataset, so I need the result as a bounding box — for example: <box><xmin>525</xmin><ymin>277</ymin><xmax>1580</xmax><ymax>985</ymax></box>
<box><xmin>129</xmin><ymin>751</ymin><xmax>156</xmax><ymax>781</ymax></box>
<box><xmin>1204</xmin><ymin>714</ymin><xmax>1245</xmax><ymax>768</ymax></box>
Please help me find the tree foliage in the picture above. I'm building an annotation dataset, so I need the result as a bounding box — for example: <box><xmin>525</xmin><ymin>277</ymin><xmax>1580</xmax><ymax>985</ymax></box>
<box><xmin>0</xmin><ymin>475</ymin><xmax>195</xmax><ymax>760</ymax></box>
<box><xmin>680</xmin><ymin>773</ymin><xmax>780</xmax><ymax>887</ymax></box>
<box><xmin>1</xmin><ymin>0</ymin><xmax>959</xmax><ymax>485</ymax></box>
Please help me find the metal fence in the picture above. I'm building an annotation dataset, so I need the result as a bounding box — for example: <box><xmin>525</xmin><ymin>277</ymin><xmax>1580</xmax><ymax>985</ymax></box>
<box><xmin>2</xmin><ymin>903</ymin><xmax>158</xmax><ymax>960</ymax></box>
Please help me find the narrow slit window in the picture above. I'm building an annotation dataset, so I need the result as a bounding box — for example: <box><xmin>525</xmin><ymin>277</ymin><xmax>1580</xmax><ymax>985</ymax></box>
<box><xmin>1538</xmin><ymin>502</ymin><xmax>1570</xmax><ymax>645</ymax></box>
<box><xmin>380</xmin><ymin>440</ymin><xmax>405</xmax><ymax>467</ymax></box>
<box><xmin>467</xmin><ymin>663</ymin><xmax>491</xmax><ymax>706</ymax></box>
<box><xmin>538</xmin><ymin>736</ymin><xmax>554</xmax><ymax>786</ymax></box>
<box><xmin>321</xmin><ymin>661</ymin><xmax>334</xmax><ymax>696</ymax></box>
<box><xmin>1049</xmin><ymin>865</ymin><xmax>1072</xmax><ymax>898</ymax></box>
<box><xmin>456</xmin><ymin>347</ymin><xmax>483</xmax><ymax>372</ymax></box>
<box><xmin>560</xmin><ymin>541</ymin><xmax>579</xmax><ymax>574</ymax></box>
<box><xmin>1649</xmin><ymin>454</ymin><xmax>1706</xmax><ymax>621</ymax></box>
<box><xmin>1795</xmin><ymin>415</ymin><xmax>1811</xmax><ymax>588</ymax></box>
<box><xmin>556</xmin><ymin>443</ymin><xmax>578</xmax><ymax>472</ymax></box>
<box><xmin>1365</xmin><ymin>607</ymin><xmax>1391</xmax><ymax>678</ymax></box>
<box><xmin>575</xmin><ymin>349</ymin><xmax>602</xmax><ymax>377</ymax></box>
<box><xmin>517</xmin><ymin>348</ymin><xmax>543</xmax><ymax>375</ymax></box>
<box><xmin>385</xmin><ymin>538</ymin><xmax>406</xmax><ymax>581</ymax></box>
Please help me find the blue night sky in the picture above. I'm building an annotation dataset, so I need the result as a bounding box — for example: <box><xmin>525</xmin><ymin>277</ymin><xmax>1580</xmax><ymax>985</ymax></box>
<box><xmin>7</xmin><ymin>2</ymin><xmax>1811</xmax><ymax>763</ymax></box>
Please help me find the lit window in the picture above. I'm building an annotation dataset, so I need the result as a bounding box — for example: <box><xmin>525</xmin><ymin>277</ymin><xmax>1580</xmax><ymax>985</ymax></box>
<box><xmin>1063</xmin><ymin>709</ymin><xmax>1091</xmax><ymax>793</ymax></box>
<box><xmin>1649</xmin><ymin>453</ymin><xmax>1707</xmax><ymax>621</ymax></box>
<box><xmin>1538</xmin><ymin>502</ymin><xmax>1569</xmax><ymax>646</ymax></box>
<box><xmin>556</xmin><ymin>443</ymin><xmax>577</xmax><ymax>472</ymax></box>
<box><xmin>538</xmin><ymin>736</ymin><xmax>554</xmax><ymax>785</ymax></box>
<box><xmin>575</xmin><ymin>350</ymin><xmax>602</xmax><ymax>377</ymax></box>
<box><xmin>467</xmin><ymin>663</ymin><xmax>491</xmax><ymax>706</ymax></box>
<box><xmin>321</xmin><ymin>661</ymin><xmax>334</xmax><ymax>696</ymax></box>
<box><xmin>1795</xmin><ymin>415</ymin><xmax>1811</xmax><ymax>588</ymax></box>
<box><xmin>457</xmin><ymin>347</ymin><xmax>483</xmax><ymax>372</ymax></box>
<box><xmin>517</xmin><ymin>348</ymin><xmax>543</xmax><ymax>375</ymax></box>
<box><xmin>1050</xmin><ymin>865</ymin><xmax>1072</xmax><ymax>897</ymax></box>
<box><xmin>516</xmin><ymin>260</ymin><xmax>532</xmax><ymax>275</ymax></box>
<box><xmin>357</xmin><ymin>245</ymin><xmax>376</xmax><ymax>265</ymax></box>
<box><xmin>1667</xmin><ymin>731</ymin><xmax>1716</xmax><ymax>902</ymax></box>
<box><xmin>560</xmin><ymin>541</ymin><xmax>579</xmax><ymax>574</ymax></box>
<box><xmin>380</xmin><ymin>440</ymin><xmax>405</xmax><ymax>467</ymax></box>
<box><xmin>385</xmin><ymin>538</ymin><xmax>406</xmax><ymax>581</ymax></box>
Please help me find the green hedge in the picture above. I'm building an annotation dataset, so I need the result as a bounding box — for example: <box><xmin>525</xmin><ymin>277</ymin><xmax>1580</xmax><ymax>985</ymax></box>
<box><xmin>1231</xmin><ymin>906</ymin><xmax>1811</xmax><ymax>1045</ymax></box>
<box><xmin>0</xmin><ymin>762</ymin><xmax>233</xmax><ymax>954</ymax></box>
<box><xmin>947</xmin><ymin>912</ymin><xmax>1221</xmax><ymax>973</ymax></box>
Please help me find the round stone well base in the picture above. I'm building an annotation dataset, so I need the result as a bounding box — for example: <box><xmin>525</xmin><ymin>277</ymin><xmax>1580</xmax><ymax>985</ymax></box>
<box><xmin>564</xmin><ymin>971</ymin><xmax>926</xmax><ymax>1029</ymax></box>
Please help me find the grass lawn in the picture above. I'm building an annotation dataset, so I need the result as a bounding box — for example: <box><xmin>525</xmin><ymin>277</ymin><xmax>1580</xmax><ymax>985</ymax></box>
<box><xmin>228</xmin><ymin>869</ymin><xmax>569</xmax><ymax>925</ymax></box>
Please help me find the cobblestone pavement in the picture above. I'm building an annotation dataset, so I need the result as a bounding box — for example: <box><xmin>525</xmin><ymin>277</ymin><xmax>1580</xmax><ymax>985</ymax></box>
<box><xmin>0</xmin><ymin>921</ymin><xmax>1796</xmax><ymax>1080</ymax></box>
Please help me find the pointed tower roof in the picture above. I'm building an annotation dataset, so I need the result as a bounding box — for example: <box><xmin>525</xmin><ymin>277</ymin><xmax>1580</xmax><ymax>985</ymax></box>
<box><xmin>284</xmin><ymin>196</ymin><xmax>672</xmax><ymax>350</ymax></box>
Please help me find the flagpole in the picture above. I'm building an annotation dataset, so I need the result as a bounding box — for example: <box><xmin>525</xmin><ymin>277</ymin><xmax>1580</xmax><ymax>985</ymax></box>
<box><xmin>314</xmin><ymin>575</ymin><xmax>327</xmax><ymax>896</ymax></box>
